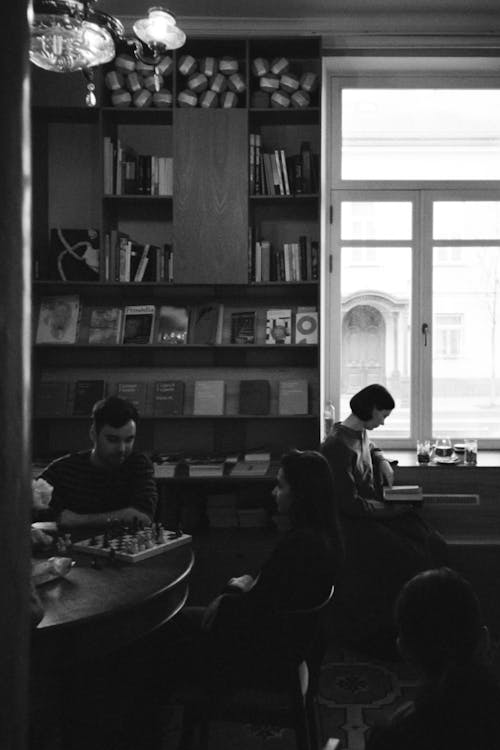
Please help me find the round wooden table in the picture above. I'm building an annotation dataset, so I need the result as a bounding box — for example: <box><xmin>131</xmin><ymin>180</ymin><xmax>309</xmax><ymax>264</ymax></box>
<box><xmin>30</xmin><ymin>545</ymin><xmax>194</xmax><ymax>749</ymax></box>
<box><xmin>33</xmin><ymin>544</ymin><xmax>194</xmax><ymax>669</ymax></box>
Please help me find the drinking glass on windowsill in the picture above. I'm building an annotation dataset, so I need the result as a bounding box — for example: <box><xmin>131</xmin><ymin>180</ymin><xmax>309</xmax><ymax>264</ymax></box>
<box><xmin>416</xmin><ymin>440</ymin><xmax>432</xmax><ymax>464</ymax></box>
<box><xmin>434</xmin><ymin>437</ymin><xmax>453</xmax><ymax>461</ymax></box>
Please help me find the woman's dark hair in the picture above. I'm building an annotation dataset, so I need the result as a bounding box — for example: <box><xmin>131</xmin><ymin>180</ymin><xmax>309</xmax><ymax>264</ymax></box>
<box><xmin>395</xmin><ymin>567</ymin><xmax>482</xmax><ymax>677</ymax></box>
<box><xmin>349</xmin><ymin>383</ymin><xmax>395</xmax><ymax>422</ymax></box>
<box><xmin>92</xmin><ymin>396</ymin><xmax>139</xmax><ymax>434</ymax></box>
<box><xmin>280</xmin><ymin>449</ymin><xmax>344</xmax><ymax>565</ymax></box>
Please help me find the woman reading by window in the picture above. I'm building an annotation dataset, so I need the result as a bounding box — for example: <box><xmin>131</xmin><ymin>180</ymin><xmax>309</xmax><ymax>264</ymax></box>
<box><xmin>322</xmin><ymin>383</ymin><xmax>447</xmax><ymax>659</ymax></box>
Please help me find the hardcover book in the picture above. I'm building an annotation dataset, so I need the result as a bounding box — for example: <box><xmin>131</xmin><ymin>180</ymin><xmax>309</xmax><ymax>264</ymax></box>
<box><xmin>48</xmin><ymin>228</ymin><xmax>100</xmax><ymax>282</ymax></box>
<box><xmin>189</xmin><ymin>304</ymin><xmax>224</xmax><ymax>345</ymax></box>
<box><xmin>116</xmin><ymin>382</ymin><xmax>148</xmax><ymax>414</ymax></box>
<box><xmin>278</xmin><ymin>379</ymin><xmax>309</xmax><ymax>415</ymax></box>
<box><xmin>295</xmin><ymin>309</ymin><xmax>318</xmax><ymax>345</ymax></box>
<box><xmin>238</xmin><ymin>380</ymin><xmax>271</xmax><ymax>415</ymax></box>
<box><xmin>87</xmin><ymin>306</ymin><xmax>122</xmax><ymax>345</ymax></box>
<box><xmin>157</xmin><ymin>305</ymin><xmax>189</xmax><ymax>345</ymax></box>
<box><xmin>36</xmin><ymin>381</ymin><xmax>69</xmax><ymax>417</ymax></box>
<box><xmin>122</xmin><ymin>305</ymin><xmax>156</xmax><ymax>345</ymax></box>
<box><xmin>73</xmin><ymin>379</ymin><xmax>106</xmax><ymax>416</ymax></box>
<box><xmin>153</xmin><ymin>381</ymin><xmax>185</xmax><ymax>416</ymax></box>
<box><xmin>231</xmin><ymin>452</ymin><xmax>271</xmax><ymax>477</ymax></box>
<box><xmin>193</xmin><ymin>380</ymin><xmax>225</xmax><ymax>415</ymax></box>
<box><xmin>230</xmin><ymin>310</ymin><xmax>256</xmax><ymax>344</ymax></box>
<box><xmin>265</xmin><ymin>309</ymin><xmax>292</xmax><ymax>345</ymax></box>
<box><xmin>36</xmin><ymin>295</ymin><xmax>80</xmax><ymax>345</ymax></box>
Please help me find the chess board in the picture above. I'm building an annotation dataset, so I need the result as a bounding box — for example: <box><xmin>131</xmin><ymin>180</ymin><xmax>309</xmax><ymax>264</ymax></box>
<box><xmin>73</xmin><ymin>529</ymin><xmax>192</xmax><ymax>563</ymax></box>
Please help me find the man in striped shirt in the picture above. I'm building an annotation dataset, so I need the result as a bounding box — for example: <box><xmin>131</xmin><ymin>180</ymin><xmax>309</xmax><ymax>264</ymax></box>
<box><xmin>39</xmin><ymin>396</ymin><xmax>157</xmax><ymax>528</ymax></box>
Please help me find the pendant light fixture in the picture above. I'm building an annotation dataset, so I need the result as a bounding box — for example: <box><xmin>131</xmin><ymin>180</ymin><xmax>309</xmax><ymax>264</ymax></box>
<box><xmin>29</xmin><ymin>1</ymin><xmax>186</xmax><ymax>105</ymax></box>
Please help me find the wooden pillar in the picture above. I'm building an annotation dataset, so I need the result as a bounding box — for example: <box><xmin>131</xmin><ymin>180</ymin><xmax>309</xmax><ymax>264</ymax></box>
<box><xmin>0</xmin><ymin>2</ymin><xmax>32</xmax><ymax>749</ymax></box>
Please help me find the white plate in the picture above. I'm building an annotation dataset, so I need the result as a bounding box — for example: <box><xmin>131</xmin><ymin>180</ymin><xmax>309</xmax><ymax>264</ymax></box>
<box><xmin>434</xmin><ymin>456</ymin><xmax>460</xmax><ymax>465</ymax></box>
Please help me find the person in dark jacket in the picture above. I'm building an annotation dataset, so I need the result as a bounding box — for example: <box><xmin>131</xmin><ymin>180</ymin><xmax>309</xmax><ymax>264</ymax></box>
<box><xmin>168</xmin><ymin>449</ymin><xmax>344</xmax><ymax>690</ymax></box>
<box><xmin>367</xmin><ymin>567</ymin><xmax>500</xmax><ymax>750</ymax></box>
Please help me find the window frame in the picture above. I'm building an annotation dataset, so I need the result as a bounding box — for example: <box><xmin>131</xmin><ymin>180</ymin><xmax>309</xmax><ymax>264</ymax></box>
<box><xmin>321</xmin><ymin>57</ymin><xmax>500</xmax><ymax>448</ymax></box>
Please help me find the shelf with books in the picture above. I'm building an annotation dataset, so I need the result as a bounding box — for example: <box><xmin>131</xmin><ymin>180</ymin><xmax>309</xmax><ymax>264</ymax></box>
<box><xmin>32</xmin><ymin>36</ymin><xmax>322</xmax><ymax>461</ymax></box>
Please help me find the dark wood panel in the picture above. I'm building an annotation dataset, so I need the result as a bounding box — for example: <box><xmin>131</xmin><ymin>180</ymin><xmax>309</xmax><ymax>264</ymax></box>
<box><xmin>174</xmin><ymin>109</ymin><xmax>248</xmax><ymax>283</ymax></box>
<box><xmin>396</xmin><ymin>464</ymin><xmax>500</xmax><ymax>542</ymax></box>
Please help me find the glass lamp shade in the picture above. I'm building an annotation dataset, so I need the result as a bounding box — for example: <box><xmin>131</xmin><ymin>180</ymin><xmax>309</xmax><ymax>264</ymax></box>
<box><xmin>30</xmin><ymin>1</ymin><xmax>119</xmax><ymax>73</ymax></box>
<box><xmin>133</xmin><ymin>7</ymin><xmax>186</xmax><ymax>51</ymax></box>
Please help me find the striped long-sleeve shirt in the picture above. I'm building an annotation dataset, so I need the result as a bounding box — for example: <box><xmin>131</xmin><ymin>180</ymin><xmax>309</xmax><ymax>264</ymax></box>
<box><xmin>40</xmin><ymin>450</ymin><xmax>157</xmax><ymax>520</ymax></box>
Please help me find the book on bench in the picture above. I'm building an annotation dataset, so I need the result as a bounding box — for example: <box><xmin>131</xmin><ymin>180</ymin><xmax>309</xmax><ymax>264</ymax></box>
<box><xmin>383</xmin><ymin>485</ymin><xmax>423</xmax><ymax>502</ymax></box>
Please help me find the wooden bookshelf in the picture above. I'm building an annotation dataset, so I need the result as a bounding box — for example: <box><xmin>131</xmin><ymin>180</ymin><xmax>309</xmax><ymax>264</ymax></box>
<box><xmin>31</xmin><ymin>36</ymin><xmax>322</xmax><ymax>461</ymax></box>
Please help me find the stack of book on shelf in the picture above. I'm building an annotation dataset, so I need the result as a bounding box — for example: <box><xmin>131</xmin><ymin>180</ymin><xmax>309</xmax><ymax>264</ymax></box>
<box><xmin>103</xmin><ymin>232</ymin><xmax>173</xmax><ymax>283</ymax></box>
<box><xmin>206</xmin><ymin>494</ymin><xmax>238</xmax><ymax>527</ymax></box>
<box><xmin>103</xmin><ymin>137</ymin><xmax>173</xmax><ymax>196</ymax></box>
<box><xmin>249</xmin><ymin>136</ymin><xmax>318</xmax><ymax>196</ymax></box>
<box><xmin>186</xmin><ymin>458</ymin><xmax>226</xmax><ymax>478</ymax></box>
<box><xmin>35</xmin><ymin>296</ymin><xmax>318</xmax><ymax>349</ymax></box>
<box><xmin>250</xmin><ymin>235</ymin><xmax>319</xmax><ymax>282</ymax></box>
<box><xmin>383</xmin><ymin>485</ymin><xmax>423</xmax><ymax>505</ymax></box>
<box><xmin>231</xmin><ymin>452</ymin><xmax>271</xmax><ymax>477</ymax></box>
<box><xmin>153</xmin><ymin>457</ymin><xmax>179</xmax><ymax>478</ymax></box>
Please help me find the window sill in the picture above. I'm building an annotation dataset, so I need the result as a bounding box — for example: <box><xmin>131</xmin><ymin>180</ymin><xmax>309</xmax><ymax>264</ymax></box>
<box><xmin>386</xmin><ymin>450</ymin><xmax>500</xmax><ymax>468</ymax></box>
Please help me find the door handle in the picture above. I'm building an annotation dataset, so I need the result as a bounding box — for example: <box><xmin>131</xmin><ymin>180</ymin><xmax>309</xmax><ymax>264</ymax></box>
<box><xmin>422</xmin><ymin>322</ymin><xmax>429</xmax><ymax>346</ymax></box>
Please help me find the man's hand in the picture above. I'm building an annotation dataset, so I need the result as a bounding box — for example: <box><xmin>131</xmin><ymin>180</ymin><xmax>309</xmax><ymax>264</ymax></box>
<box><xmin>379</xmin><ymin>459</ymin><xmax>394</xmax><ymax>488</ymax></box>
<box><xmin>227</xmin><ymin>574</ymin><xmax>256</xmax><ymax>592</ymax></box>
<box><xmin>366</xmin><ymin>499</ymin><xmax>386</xmax><ymax>511</ymax></box>
<box><xmin>58</xmin><ymin>507</ymin><xmax>152</xmax><ymax>528</ymax></box>
<box><xmin>30</xmin><ymin>526</ymin><xmax>53</xmax><ymax>549</ymax></box>
<box><xmin>32</xmin><ymin>478</ymin><xmax>53</xmax><ymax>510</ymax></box>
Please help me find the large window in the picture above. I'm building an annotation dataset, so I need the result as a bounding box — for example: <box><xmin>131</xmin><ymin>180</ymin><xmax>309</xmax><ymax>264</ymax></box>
<box><xmin>324</xmin><ymin>60</ymin><xmax>500</xmax><ymax>446</ymax></box>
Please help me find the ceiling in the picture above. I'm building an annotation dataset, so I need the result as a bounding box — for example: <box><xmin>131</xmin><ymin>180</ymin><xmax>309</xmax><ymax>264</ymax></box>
<box><xmin>99</xmin><ymin>0</ymin><xmax>500</xmax><ymax>18</ymax></box>
<box><xmin>98</xmin><ymin>0</ymin><xmax>500</xmax><ymax>38</ymax></box>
